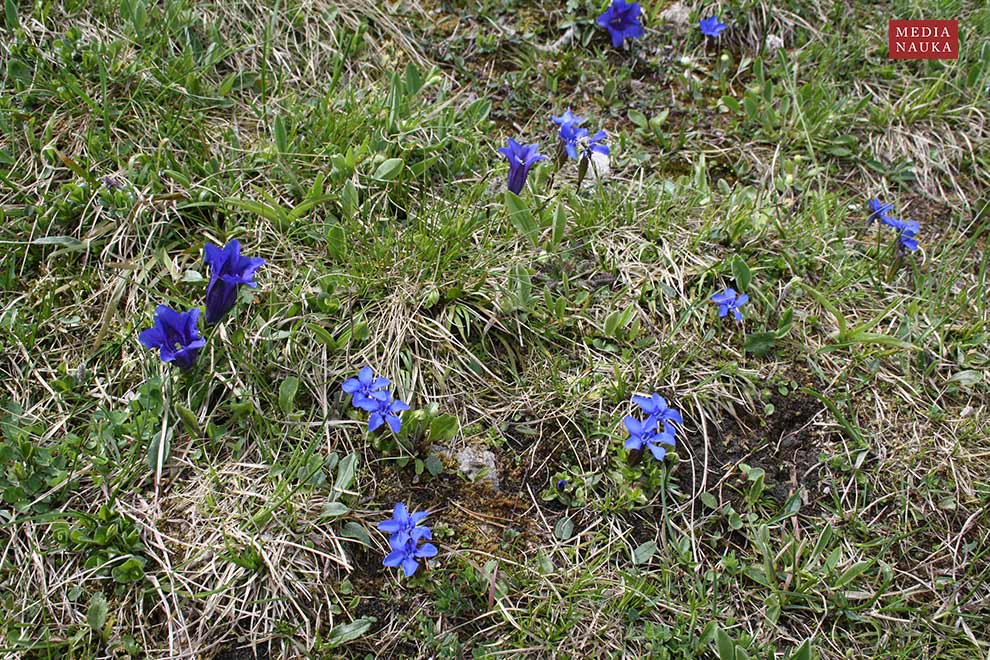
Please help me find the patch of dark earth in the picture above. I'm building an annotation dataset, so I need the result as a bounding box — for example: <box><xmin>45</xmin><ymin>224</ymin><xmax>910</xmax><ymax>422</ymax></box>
<box><xmin>687</xmin><ymin>384</ymin><xmax>825</xmax><ymax>508</ymax></box>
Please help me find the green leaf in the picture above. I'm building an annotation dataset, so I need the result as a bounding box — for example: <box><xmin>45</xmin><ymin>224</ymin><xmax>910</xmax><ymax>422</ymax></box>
<box><xmin>340</xmin><ymin>521</ymin><xmax>371</xmax><ymax>546</ymax></box>
<box><xmin>716</xmin><ymin>628</ymin><xmax>735</xmax><ymax>660</ymax></box>
<box><xmin>332</xmin><ymin>452</ymin><xmax>358</xmax><ymax>499</ymax></box>
<box><xmin>87</xmin><ymin>592</ymin><xmax>108</xmax><ymax>631</ymax></box>
<box><xmin>5</xmin><ymin>0</ymin><xmax>19</xmax><ymax>31</ymax></box>
<box><xmin>278</xmin><ymin>377</ymin><xmax>299</xmax><ymax>414</ymax></box>
<box><xmin>551</xmin><ymin>202</ymin><xmax>567</xmax><ymax>247</ymax></box>
<box><xmin>554</xmin><ymin>516</ymin><xmax>574</xmax><ymax>540</ymax></box>
<box><xmin>699</xmin><ymin>491</ymin><xmax>719</xmax><ymax>509</ymax></box>
<box><xmin>373</xmin><ymin>157</ymin><xmax>404</xmax><ymax>182</ymax></box>
<box><xmin>743</xmin><ymin>331</ymin><xmax>776</xmax><ymax>356</ymax></box>
<box><xmin>273</xmin><ymin>115</ymin><xmax>288</xmax><ymax>154</ymax></box>
<box><xmin>628</xmin><ymin>109</ymin><xmax>648</xmax><ymax>129</ymax></box>
<box><xmin>731</xmin><ymin>255</ymin><xmax>751</xmax><ymax>292</ymax></box>
<box><xmin>321</xmin><ymin>501</ymin><xmax>349</xmax><ymax>518</ymax></box>
<box><xmin>789</xmin><ymin>639</ymin><xmax>813</xmax><ymax>660</ymax></box>
<box><xmin>428</xmin><ymin>414</ymin><xmax>458</xmax><ymax>442</ymax></box>
<box><xmin>324</xmin><ymin>617</ymin><xmax>377</xmax><ymax>648</ymax></box>
<box><xmin>340</xmin><ymin>179</ymin><xmax>358</xmax><ymax>220</ymax></box>
<box><xmin>833</xmin><ymin>560</ymin><xmax>873</xmax><ymax>588</ymax></box>
<box><xmin>31</xmin><ymin>236</ymin><xmax>86</xmax><ymax>251</ymax></box>
<box><xmin>425</xmin><ymin>454</ymin><xmax>443</xmax><ymax>477</ymax></box>
<box><xmin>776</xmin><ymin>307</ymin><xmax>793</xmax><ymax>337</ymax></box>
<box><xmin>632</xmin><ymin>540</ymin><xmax>657</xmax><ymax>565</ymax></box>
<box><xmin>174</xmin><ymin>404</ymin><xmax>201</xmax><ymax>436</ymax></box>
<box><xmin>505</xmin><ymin>190</ymin><xmax>539</xmax><ymax>246</ymax></box>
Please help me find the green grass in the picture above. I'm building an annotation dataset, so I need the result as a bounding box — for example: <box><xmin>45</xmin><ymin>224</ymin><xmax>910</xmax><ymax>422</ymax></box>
<box><xmin>2</xmin><ymin>0</ymin><xmax>989</xmax><ymax>657</ymax></box>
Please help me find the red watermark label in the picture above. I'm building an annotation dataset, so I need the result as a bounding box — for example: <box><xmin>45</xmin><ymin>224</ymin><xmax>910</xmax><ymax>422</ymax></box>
<box><xmin>888</xmin><ymin>20</ymin><xmax>958</xmax><ymax>59</ymax></box>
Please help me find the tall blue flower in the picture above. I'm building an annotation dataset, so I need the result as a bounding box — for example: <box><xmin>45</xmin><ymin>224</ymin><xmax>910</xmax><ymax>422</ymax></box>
<box><xmin>138</xmin><ymin>305</ymin><xmax>207</xmax><ymax>370</ymax></box>
<box><xmin>378</xmin><ymin>503</ymin><xmax>431</xmax><ymax>546</ymax></box>
<box><xmin>624</xmin><ymin>416</ymin><xmax>676</xmax><ymax>461</ymax></box>
<box><xmin>342</xmin><ymin>366</ymin><xmax>391</xmax><ymax>409</ymax></box>
<box><xmin>596</xmin><ymin>0</ymin><xmax>645</xmax><ymax>48</ymax></box>
<box><xmin>498</xmin><ymin>138</ymin><xmax>546</xmax><ymax>194</ymax></box>
<box><xmin>383</xmin><ymin>535</ymin><xmax>438</xmax><ymax>577</ymax></box>
<box><xmin>203</xmin><ymin>240</ymin><xmax>265</xmax><ymax>325</ymax></box>
<box><xmin>865</xmin><ymin>199</ymin><xmax>922</xmax><ymax>253</ymax></box>
<box><xmin>699</xmin><ymin>16</ymin><xmax>727</xmax><ymax>37</ymax></box>
<box><xmin>358</xmin><ymin>393</ymin><xmax>410</xmax><ymax>434</ymax></box>
<box><xmin>633</xmin><ymin>394</ymin><xmax>683</xmax><ymax>429</ymax></box>
<box><xmin>711</xmin><ymin>288</ymin><xmax>748</xmax><ymax>322</ymax></box>
<box><xmin>867</xmin><ymin>198</ymin><xmax>894</xmax><ymax>225</ymax></box>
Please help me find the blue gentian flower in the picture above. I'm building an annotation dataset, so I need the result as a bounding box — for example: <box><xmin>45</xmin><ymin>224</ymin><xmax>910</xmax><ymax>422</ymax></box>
<box><xmin>381</xmin><ymin>503</ymin><xmax>437</xmax><ymax>577</ymax></box>
<box><xmin>699</xmin><ymin>16</ymin><xmax>727</xmax><ymax>37</ymax></box>
<box><xmin>711</xmin><ymin>288</ymin><xmax>749</xmax><ymax>322</ymax></box>
<box><xmin>583</xmin><ymin>130</ymin><xmax>610</xmax><ymax>158</ymax></box>
<box><xmin>623</xmin><ymin>416</ymin><xmax>676</xmax><ymax>461</ymax></box>
<box><xmin>360</xmin><ymin>394</ymin><xmax>410</xmax><ymax>433</ymax></box>
<box><xmin>632</xmin><ymin>394</ymin><xmax>683</xmax><ymax>428</ymax></box>
<box><xmin>203</xmin><ymin>240</ymin><xmax>265</xmax><ymax>325</ymax></box>
<box><xmin>867</xmin><ymin>198</ymin><xmax>894</xmax><ymax>225</ymax></box>
<box><xmin>556</xmin><ymin>479</ymin><xmax>568</xmax><ymax>490</ymax></box>
<box><xmin>865</xmin><ymin>199</ymin><xmax>922</xmax><ymax>253</ymax></box>
<box><xmin>551</xmin><ymin>109</ymin><xmax>584</xmax><ymax>130</ymax></box>
<box><xmin>557</xmin><ymin>122</ymin><xmax>589</xmax><ymax>160</ymax></box>
<box><xmin>383</xmin><ymin>535</ymin><xmax>438</xmax><ymax>577</ymax></box>
<box><xmin>342</xmin><ymin>366</ymin><xmax>391</xmax><ymax>409</ymax></box>
<box><xmin>889</xmin><ymin>218</ymin><xmax>921</xmax><ymax>252</ymax></box>
<box><xmin>138</xmin><ymin>305</ymin><xmax>207</xmax><ymax>370</ymax></box>
<box><xmin>498</xmin><ymin>138</ymin><xmax>546</xmax><ymax>194</ymax></box>
<box><xmin>596</xmin><ymin>0</ymin><xmax>645</xmax><ymax>48</ymax></box>
<box><xmin>378</xmin><ymin>503</ymin><xmax>431</xmax><ymax>546</ymax></box>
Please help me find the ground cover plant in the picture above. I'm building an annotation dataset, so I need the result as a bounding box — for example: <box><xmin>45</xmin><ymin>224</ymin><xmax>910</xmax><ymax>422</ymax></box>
<box><xmin>1</xmin><ymin>0</ymin><xmax>989</xmax><ymax>657</ymax></box>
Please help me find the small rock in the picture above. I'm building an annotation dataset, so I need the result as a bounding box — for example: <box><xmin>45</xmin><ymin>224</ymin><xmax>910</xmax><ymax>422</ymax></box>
<box><xmin>456</xmin><ymin>446</ymin><xmax>499</xmax><ymax>491</ymax></box>
<box><xmin>660</xmin><ymin>2</ymin><xmax>691</xmax><ymax>27</ymax></box>
<box><xmin>765</xmin><ymin>34</ymin><xmax>784</xmax><ymax>54</ymax></box>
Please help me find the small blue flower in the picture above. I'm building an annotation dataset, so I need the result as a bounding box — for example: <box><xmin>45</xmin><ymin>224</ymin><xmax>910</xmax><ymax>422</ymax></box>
<box><xmin>632</xmin><ymin>394</ymin><xmax>683</xmax><ymax>429</ymax></box>
<box><xmin>378</xmin><ymin>503</ymin><xmax>432</xmax><ymax>547</ymax></box>
<box><xmin>865</xmin><ymin>199</ymin><xmax>922</xmax><ymax>253</ymax></box>
<box><xmin>596</xmin><ymin>0</ymin><xmax>645</xmax><ymax>48</ymax></box>
<box><xmin>203</xmin><ymin>240</ymin><xmax>265</xmax><ymax>325</ymax></box>
<box><xmin>138</xmin><ymin>305</ymin><xmax>207</xmax><ymax>370</ymax></box>
<box><xmin>556</xmin><ymin>479</ymin><xmax>568</xmax><ymax>490</ymax></box>
<box><xmin>699</xmin><ymin>16</ymin><xmax>727</xmax><ymax>37</ymax></box>
<box><xmin>867</xmin><ymin>198</ymin><xmax>894</xmax><ymax>225</ymax></box>
<box><xmin>361</xmin><ymin>394</ymin><xmax>410</xmax><ymax>434</ymax></box>
<box><xmin>498</xmin><ymin>138</ymin><xmax>546</xmax><ymax>194</ymax></box>
<box><xmin>623</xmin><ymin>416</ymin><xmax>676</xmax><ymax>461</ymax></box>
<box><xmin>711</xmin><ymin>288</ymin><xmax>749</xmax><ymax>322</ymax></box>
<box><xmin>383</xmin><ymin>535</ymin><xmax>438</xmax><ymax>577</ymax></box>
<box><xmin>342</xmin><ymin>366</ymin><xmax>391</xmax><ymax>410</ymax></box>
<box><xmin>551</xmin><ymin>109</ymin><xmax>585</xmax><ymax>130</ymax></box>
<box><xmin>583</xmin><ymin>130</ymin><xmax>610</xmax><ymax>158</ymax></box>
<box><xmin>557</xmin><ymin>121</ymin><xmax>589</xmax><ymax>160</ymax></box>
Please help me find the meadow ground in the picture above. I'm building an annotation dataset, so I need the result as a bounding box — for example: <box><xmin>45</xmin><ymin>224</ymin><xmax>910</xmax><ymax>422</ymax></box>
<box><xmin>1</xmin><ymin>0</ymin><xmax>989</xmax><ymax>658</ymax></box>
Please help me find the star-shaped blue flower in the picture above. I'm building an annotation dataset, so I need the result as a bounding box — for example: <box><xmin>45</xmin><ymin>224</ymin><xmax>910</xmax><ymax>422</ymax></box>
<box><xmin>632</xmin><ymin>393</ymin><xmax>683</xmax><ymax>428</ymax></box>
<box><xmin>699</xmin><ymin>16</ymin><xmax>727</xmax><ymax>37</ymax></box>
<box><xmin>383</xmin><ymin>535</ymin><xmax>438</xmax><ymax>577</ymax></box>
<box><xmin>138</xmin><ymin>305</ymin><xmax>207</xmax><ymax>370</ymax></box>
<box><xmin>358</xmin><ymin>393</ymin><xmax>410</xmax><ymax>434</ymax></box>
<box><xmin>377</xmin><ymin>503</ymin><xmax>432</xmax><ymax>547</ymax></box>
<box><xmin>624</xmin><ymin>416</ymin><xmax>676</xmax><ymax>461</ymax></box>
<box><xmin>596</xmin><ymin>0</ymin><xmax>645</xmax><ymax>48</ymax></box>
<box><xmin>203</xmin><ymin>240</ymin><xmax>265</xmax><ymax>325</ymax></box>
<box><xmin>711</xmin><ymin>288</ymin><xmax>749</xmax><ymax>322</ymax></box>
<box><xmin>342</xmin><ymin>366</ymin><xmax>391</xmax><ymax>410</ymax></box>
